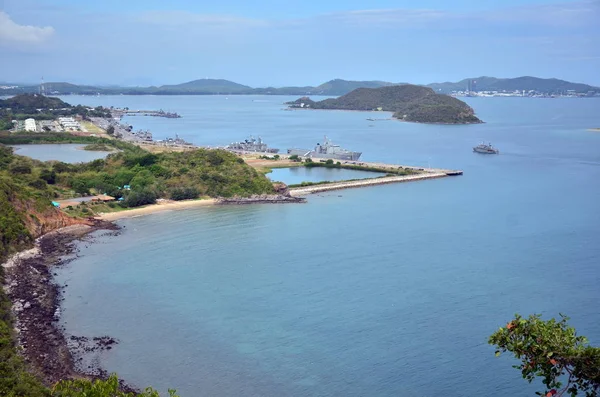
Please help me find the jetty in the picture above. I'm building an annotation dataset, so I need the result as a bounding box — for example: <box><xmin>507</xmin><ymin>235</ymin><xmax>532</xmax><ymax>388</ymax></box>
<box><xmin>112</xmin><ymin>109</ymin><xmax>181</xmax><ymax>118</ymax></box>
<box><xmin>288</xmin><ymin>172</ymin><xmax>450</xmax><ymax>196</ymax></box>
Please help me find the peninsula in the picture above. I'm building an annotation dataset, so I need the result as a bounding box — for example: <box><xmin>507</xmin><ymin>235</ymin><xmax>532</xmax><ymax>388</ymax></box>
<box><xmin>287</xmin><ymin>85</ymin><xmax>482</xmax><ymax>124</ymax></box>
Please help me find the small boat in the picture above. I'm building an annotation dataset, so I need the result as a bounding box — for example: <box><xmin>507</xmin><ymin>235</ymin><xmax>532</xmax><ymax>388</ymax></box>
<box><xmin>473</xmin><ymin>142</ymin><xmax>499</xmax><ymax>154</ymax></box>
<box><xmin>366</xmin><ymin>118</ymin><xmax>375</xmax><ymax>121</ymax></box>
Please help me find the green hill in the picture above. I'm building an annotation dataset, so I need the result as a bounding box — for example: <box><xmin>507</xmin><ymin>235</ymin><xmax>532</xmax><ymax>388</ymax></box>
<box><xmin>288</xmin><ymin>85</ymin><xmax>482</xmax><ymax>124</ymax></box>
<box><xmin>428</xmin><ymin>76</ymin><xmax>599</xmax><ymax>94</ymax></box>
<box><xmin>0</xmin><ymin>94</ymin><xmax>71</xmax><ymax>113</ymax></box>
<box><xmin>154</xmin><ymin>79</ymin><xmax>253</xmax><ymax>94</ymax></box>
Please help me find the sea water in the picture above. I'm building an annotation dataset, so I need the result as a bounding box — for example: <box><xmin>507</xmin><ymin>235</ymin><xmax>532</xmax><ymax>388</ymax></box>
<box><xmin>55</xmin><ymin>96</ymin><xmax>600</xmax><ymax>396</ymax></box>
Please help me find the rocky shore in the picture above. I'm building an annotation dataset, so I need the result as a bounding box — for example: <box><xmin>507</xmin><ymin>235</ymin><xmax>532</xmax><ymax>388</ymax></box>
<box><xmin>1</xmin><ymin>220</ymin><xmax>134</xmax><ymax>389</ymax></box>
<box><xmin>217</xmin><ymin>194</ymin><xmax>306</xmax><ymax>205</ymax></box>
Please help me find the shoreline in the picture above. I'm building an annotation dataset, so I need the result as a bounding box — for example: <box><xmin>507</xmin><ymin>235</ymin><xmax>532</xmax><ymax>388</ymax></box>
<box><xmin>97</xmin><ymin>198</ymin><xmax>218</xmax><ymax>220</ymax></box>
<box><xmin>1</xmin><ymin>221</ymin><xmax>139</xmax><ymax>390</ymax></box>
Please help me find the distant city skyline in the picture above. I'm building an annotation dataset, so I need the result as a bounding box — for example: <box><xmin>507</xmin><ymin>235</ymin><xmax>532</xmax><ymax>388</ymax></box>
<box><xmin>1</xmin><ymin>0</ymin><xmax>599</xmax><ymax>87</ymax></box>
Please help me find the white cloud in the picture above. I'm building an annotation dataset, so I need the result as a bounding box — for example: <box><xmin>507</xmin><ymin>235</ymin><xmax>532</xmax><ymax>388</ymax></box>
<box><xmin>0</xmin><ymin>11</ymin><xmax>54</xmax><ymax>45</ymax></box>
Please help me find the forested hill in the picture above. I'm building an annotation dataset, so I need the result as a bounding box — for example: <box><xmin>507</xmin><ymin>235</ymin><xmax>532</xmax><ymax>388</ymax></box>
<box><xmin>288</xmin><ymin>85</ymin><xmax>482</xmax><ymax>124</ymax></box>
<box><xmin>0</xmin><ymin>94</ymin><xmax>71</xmax><ymax>113</ymax></box>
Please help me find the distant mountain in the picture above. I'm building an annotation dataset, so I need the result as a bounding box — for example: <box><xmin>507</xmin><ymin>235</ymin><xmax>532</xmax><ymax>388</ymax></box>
<box><xmin>311</xmin><ymin>79</ymin><xmax>400</xmax><ymax>95</ymax></box>
<box><xmin>153</xmin><ymin>79</ymin><xmax>253</xmax><ymax>94</ymax></box>
<box><xmin>287</xmin><ymin>85</ymin><xmax>481</xmax><ymax>124</ymax></box>
<box><xmin>0</xmin><ymin>76</ymin><xmax>597</xmax><ymax>97</ymax></box>
<box><xmin>428</xmin><ymin>76</ymin><xmax>599</xmax><ymax>94</ymax></box>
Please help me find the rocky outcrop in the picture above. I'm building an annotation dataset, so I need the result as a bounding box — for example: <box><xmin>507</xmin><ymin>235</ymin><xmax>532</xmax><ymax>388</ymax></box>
<box><xmin>217</xmin><ymin>194</ymin><xmax>306</xmax><ymax>205</ymax></box>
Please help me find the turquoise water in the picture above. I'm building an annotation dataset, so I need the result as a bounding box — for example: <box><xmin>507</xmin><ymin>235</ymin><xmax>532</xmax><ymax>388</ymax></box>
<box><xmin>10</xmin><ymin>144</ymin><xmax>111</xmax><ymax>163</ymax></box>
<box><xmin>55</xmin><ymin>96</ymin><xmax>600</xmax><ymax>396</ymax></box>
<box><xmin>268</xmin><ymin>167</ymin><xmax>383</xmax><ymax>185</ymax></box>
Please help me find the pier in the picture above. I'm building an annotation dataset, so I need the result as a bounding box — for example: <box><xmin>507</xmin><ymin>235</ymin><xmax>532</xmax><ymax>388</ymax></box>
<box><xmin>112</xmin><ymin>109</ymin><xmax>181</xmax><ymax>118</ymax></box>
<box><xmin>288</xmin><ymin>172</ymin><xmax>451</xmax><ymax>196</ymax></box>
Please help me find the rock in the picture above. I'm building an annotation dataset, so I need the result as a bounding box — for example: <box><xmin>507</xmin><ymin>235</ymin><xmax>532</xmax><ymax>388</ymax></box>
<box><xmin>24</xmin><ymin>302</ymin><xmax>32</xmax><ymax>309</ymax></box>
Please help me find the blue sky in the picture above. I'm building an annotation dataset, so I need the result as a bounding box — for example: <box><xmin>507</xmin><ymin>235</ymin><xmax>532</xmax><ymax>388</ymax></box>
<box><xmin>1</xmin><ymin>0</ymin><xmax>599</xmax><ymax>87</ymax></box>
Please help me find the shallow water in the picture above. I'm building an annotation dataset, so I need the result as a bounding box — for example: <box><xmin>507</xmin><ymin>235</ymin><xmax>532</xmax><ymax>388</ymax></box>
<box><xmin>268</xmin><ymin>166</ymin><xmax>383</xmax><ymax>185</ymax></box>
<box><xmin>10</xmin><ymin>144</ymin><xmax>111</xmax><ymax>163</ymax></box>
<box><xmin>55</xmin><ymin>95</ymin><xmax>600</xmax><ymax>396</ymax></box>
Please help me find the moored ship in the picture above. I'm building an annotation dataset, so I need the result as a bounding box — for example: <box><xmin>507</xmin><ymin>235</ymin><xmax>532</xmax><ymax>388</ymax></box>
<box><xmin>287</xmin><ymin>136</ymin><xmax>362</xmax><ymax>161</ymax></box>
<box><xmin>473</xmin><ymin>142</ymin><xmax>499</xmax><ymax>154</ymax></box>
<box><xmin>226</xmin><ymin>136</ymin><xmax>280</xmax><ymax>153</ymax></box>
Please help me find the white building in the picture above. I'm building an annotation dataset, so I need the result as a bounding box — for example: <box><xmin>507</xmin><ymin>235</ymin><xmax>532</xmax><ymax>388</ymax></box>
<box><xmin>58</xmin><ymin>116</ymin><xmax>80</xmax><ymax>130</ymax></box>
<box><xmin>24</xmin><ymin>118</ymin><xmax>37</xmax><ymax>132</ymax></box>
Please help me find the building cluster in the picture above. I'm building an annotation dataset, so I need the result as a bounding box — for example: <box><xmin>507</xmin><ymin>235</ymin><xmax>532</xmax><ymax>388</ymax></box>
<box><xmin>58</xmin><ymin>117</ymin><xmax>81</xmax><ymax>131</ymax></box>
<box><xmin>452</xmin><ymin>89</ymin><xmax>600</xmax><ymax>98</ymax></box>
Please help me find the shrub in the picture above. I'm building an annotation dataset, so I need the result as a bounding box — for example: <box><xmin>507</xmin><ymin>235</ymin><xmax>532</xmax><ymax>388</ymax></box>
<box><xmin>169</xmin><ymin>187</ymin><xmax>200</xmax><ymax>201</ymax></box>
<box><xmin>121</xmin><ymin>189</ymin><xmax>157</xmax><ymax>208</ymax></box>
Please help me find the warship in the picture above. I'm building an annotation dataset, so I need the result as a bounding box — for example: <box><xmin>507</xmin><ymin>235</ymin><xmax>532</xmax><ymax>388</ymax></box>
<box><xmin>287</xmin><ymin>136</ymin><xmax>362</xmax><ymax>161</ymax></box>
<box><xmin>226</xmin><ymin>136</ymin><xmax>280</xmax><ymax>153</ymax></box>
<box><xmin>473</xmin><ymin>142</ymin><xmax>499</xmax><ymax>154</ymax></box>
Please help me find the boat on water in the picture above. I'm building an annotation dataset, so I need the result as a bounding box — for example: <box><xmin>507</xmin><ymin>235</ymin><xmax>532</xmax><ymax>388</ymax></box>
<box><xmin>226</xmin><ymin>136</ymin><xmax>279</xmax><ymax>153</ymax></box>
<box><xmin>473</xmin><ymin>142</ymin><xmax>499</xmax><ymax>154</ymax></box>
<box><xmin>287</xmin><ymin>136</ymin><xmax>362</xmax><ymax>161</ymax></box>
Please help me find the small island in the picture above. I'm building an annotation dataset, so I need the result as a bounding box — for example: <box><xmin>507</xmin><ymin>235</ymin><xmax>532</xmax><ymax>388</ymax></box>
<box><xmin>287</xmin><ymin>84</ymin><xmax>482</xmax><ymax>124</ymax></box>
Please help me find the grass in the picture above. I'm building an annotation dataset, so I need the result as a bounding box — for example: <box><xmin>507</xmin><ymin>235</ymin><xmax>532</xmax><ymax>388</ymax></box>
<box><xmin>80</xmin><ymin>121</ymin><xmax>105</xmax><ymax>134</ymax></box>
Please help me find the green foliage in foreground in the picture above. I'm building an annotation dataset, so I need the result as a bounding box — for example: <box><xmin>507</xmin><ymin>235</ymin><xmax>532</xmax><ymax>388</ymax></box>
<box><xmin>490</xmin><ymin>314</ymin><xmax>600</xmax><ymax>396</ymax></box>
<box><xmin>52</xmin><ymin>375</ymin><xmax>178</xmax><ymax>397</ymax></box>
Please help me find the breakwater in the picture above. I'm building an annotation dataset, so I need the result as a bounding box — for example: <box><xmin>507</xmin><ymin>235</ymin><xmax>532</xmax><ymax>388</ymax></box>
<box><xmin>289</xmin><ymin>172</ymin><xmax>450</xmax><ymax>196</ymax></box>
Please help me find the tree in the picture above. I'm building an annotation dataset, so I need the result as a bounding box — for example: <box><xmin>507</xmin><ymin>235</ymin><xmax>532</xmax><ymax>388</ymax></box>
<box><xmin>490</xmin><ymin>314</ymin><xmax>600</xmax><ymax>397</ymax></box>
<box><xmin>288</xmin><ymin>154</ymin><xmax>300</xmax><ymax>162</ymax></box>
<box><xmin>106</xmin><ymin>125</ymin><xmax>115</xmax><ymax>136</ymax></box>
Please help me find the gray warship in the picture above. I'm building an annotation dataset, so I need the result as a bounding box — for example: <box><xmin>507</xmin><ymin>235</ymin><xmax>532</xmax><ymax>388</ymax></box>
<box><xmin>473</xmin><ymin>142</ymin><xmax>499</xmax><ymax>154</ymax></box>
<box><xmin>287</xmin><ymin>136</ymin><xmax>362</xmax><ymax>161</ymax></box>
<box><xmin>226</xmin><ymin>136</ymin><xmax>279</xmax><ymax>153</ymax></box>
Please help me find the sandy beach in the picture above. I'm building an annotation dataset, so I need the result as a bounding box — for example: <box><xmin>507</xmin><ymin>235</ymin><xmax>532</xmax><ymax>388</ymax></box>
<box><xmin>97</xmin><ymin>198</ymin><xmax>218</xmax><ymax>220</ymax></box>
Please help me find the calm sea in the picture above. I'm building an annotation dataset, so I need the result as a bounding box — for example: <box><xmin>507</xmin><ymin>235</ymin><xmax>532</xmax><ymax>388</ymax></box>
<box><xmin>54</xmin><ymin>95</ymin><xmax>600</xmax><ymax>396</ymax></box>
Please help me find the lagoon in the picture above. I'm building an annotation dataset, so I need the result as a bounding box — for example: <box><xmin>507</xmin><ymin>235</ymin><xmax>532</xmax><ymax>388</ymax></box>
<box><xmin>268</xmin><ymin>166</ymin><xmax>383</xmax><ymax>185</ymax></box>
<box><xmin>54</xmin><ymin>95</ymin><xmax>600</xmax><ymax>397</ymax></box>
<box><xmin>10</xmin><ymin>144</ymin><xmax>111</xmax><ymax>163</ymax></box>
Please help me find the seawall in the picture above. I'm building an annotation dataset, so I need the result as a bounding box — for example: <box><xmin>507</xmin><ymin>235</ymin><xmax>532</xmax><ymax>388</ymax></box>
<box><xmin>288</xmin><ymin>172</ymin><xmax>450</xmax><ymax>196</ymax></box>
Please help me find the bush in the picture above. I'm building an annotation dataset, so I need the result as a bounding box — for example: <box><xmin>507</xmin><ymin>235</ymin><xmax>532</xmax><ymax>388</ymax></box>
<box><xmin>169</xmin><ymin>187</ymin><xmax>200</xmax><ymax>201</ymax></box>
<box><xmin>121</xmin><ymin>189</ymin><xmax>157</xmax><ymax>208</ymax></box>
<box><xmin>28</xmin><ymin>179</ymin><xmax>47</xmax><ymax>190</ymax></box>
<box><xmin>39</xmin><ymin>169</ymin><xmax>57</xmax><ymax>184</ymax></box>
<box><xmin>9</xmin><ymin>163</ymin><xmax>32</xmax><ymax>174</ymax></box>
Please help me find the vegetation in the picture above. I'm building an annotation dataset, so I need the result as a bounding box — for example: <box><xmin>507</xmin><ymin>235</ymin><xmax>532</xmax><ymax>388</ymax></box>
<box><xmin>258</xmin><ymin>154</ymin><xmax>280</xmax><ymax>160</ymax></box>
<box><xmin>288</xmin><ymin>85</ymin><xmax>482</xmax><ymax>124</ymax></box>
<box><xmin>0</xmin><ymin>94</ymin><xmax>111</xmax><ymax>122</ymax></box>
<box><xmin>82</xmin><ymin>143</ymin><xmax>115</xmax><ymax>152</ymax></box>
<box><xmin>490</xmin><ymin>314</ymin><xmax>600</xmax><ymax>396</ymax></box>
<box><xmin>52</xmin><ymin>374</ymin><xmax>178</xmax><ymax>396</ymax></box>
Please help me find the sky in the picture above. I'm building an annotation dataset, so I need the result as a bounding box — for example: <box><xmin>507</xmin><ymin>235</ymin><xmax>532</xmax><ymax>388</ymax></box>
<box><xmin>0</xmin><ymin>0</ymin><xmax>599</xmax><ymax>87</ymax></box>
